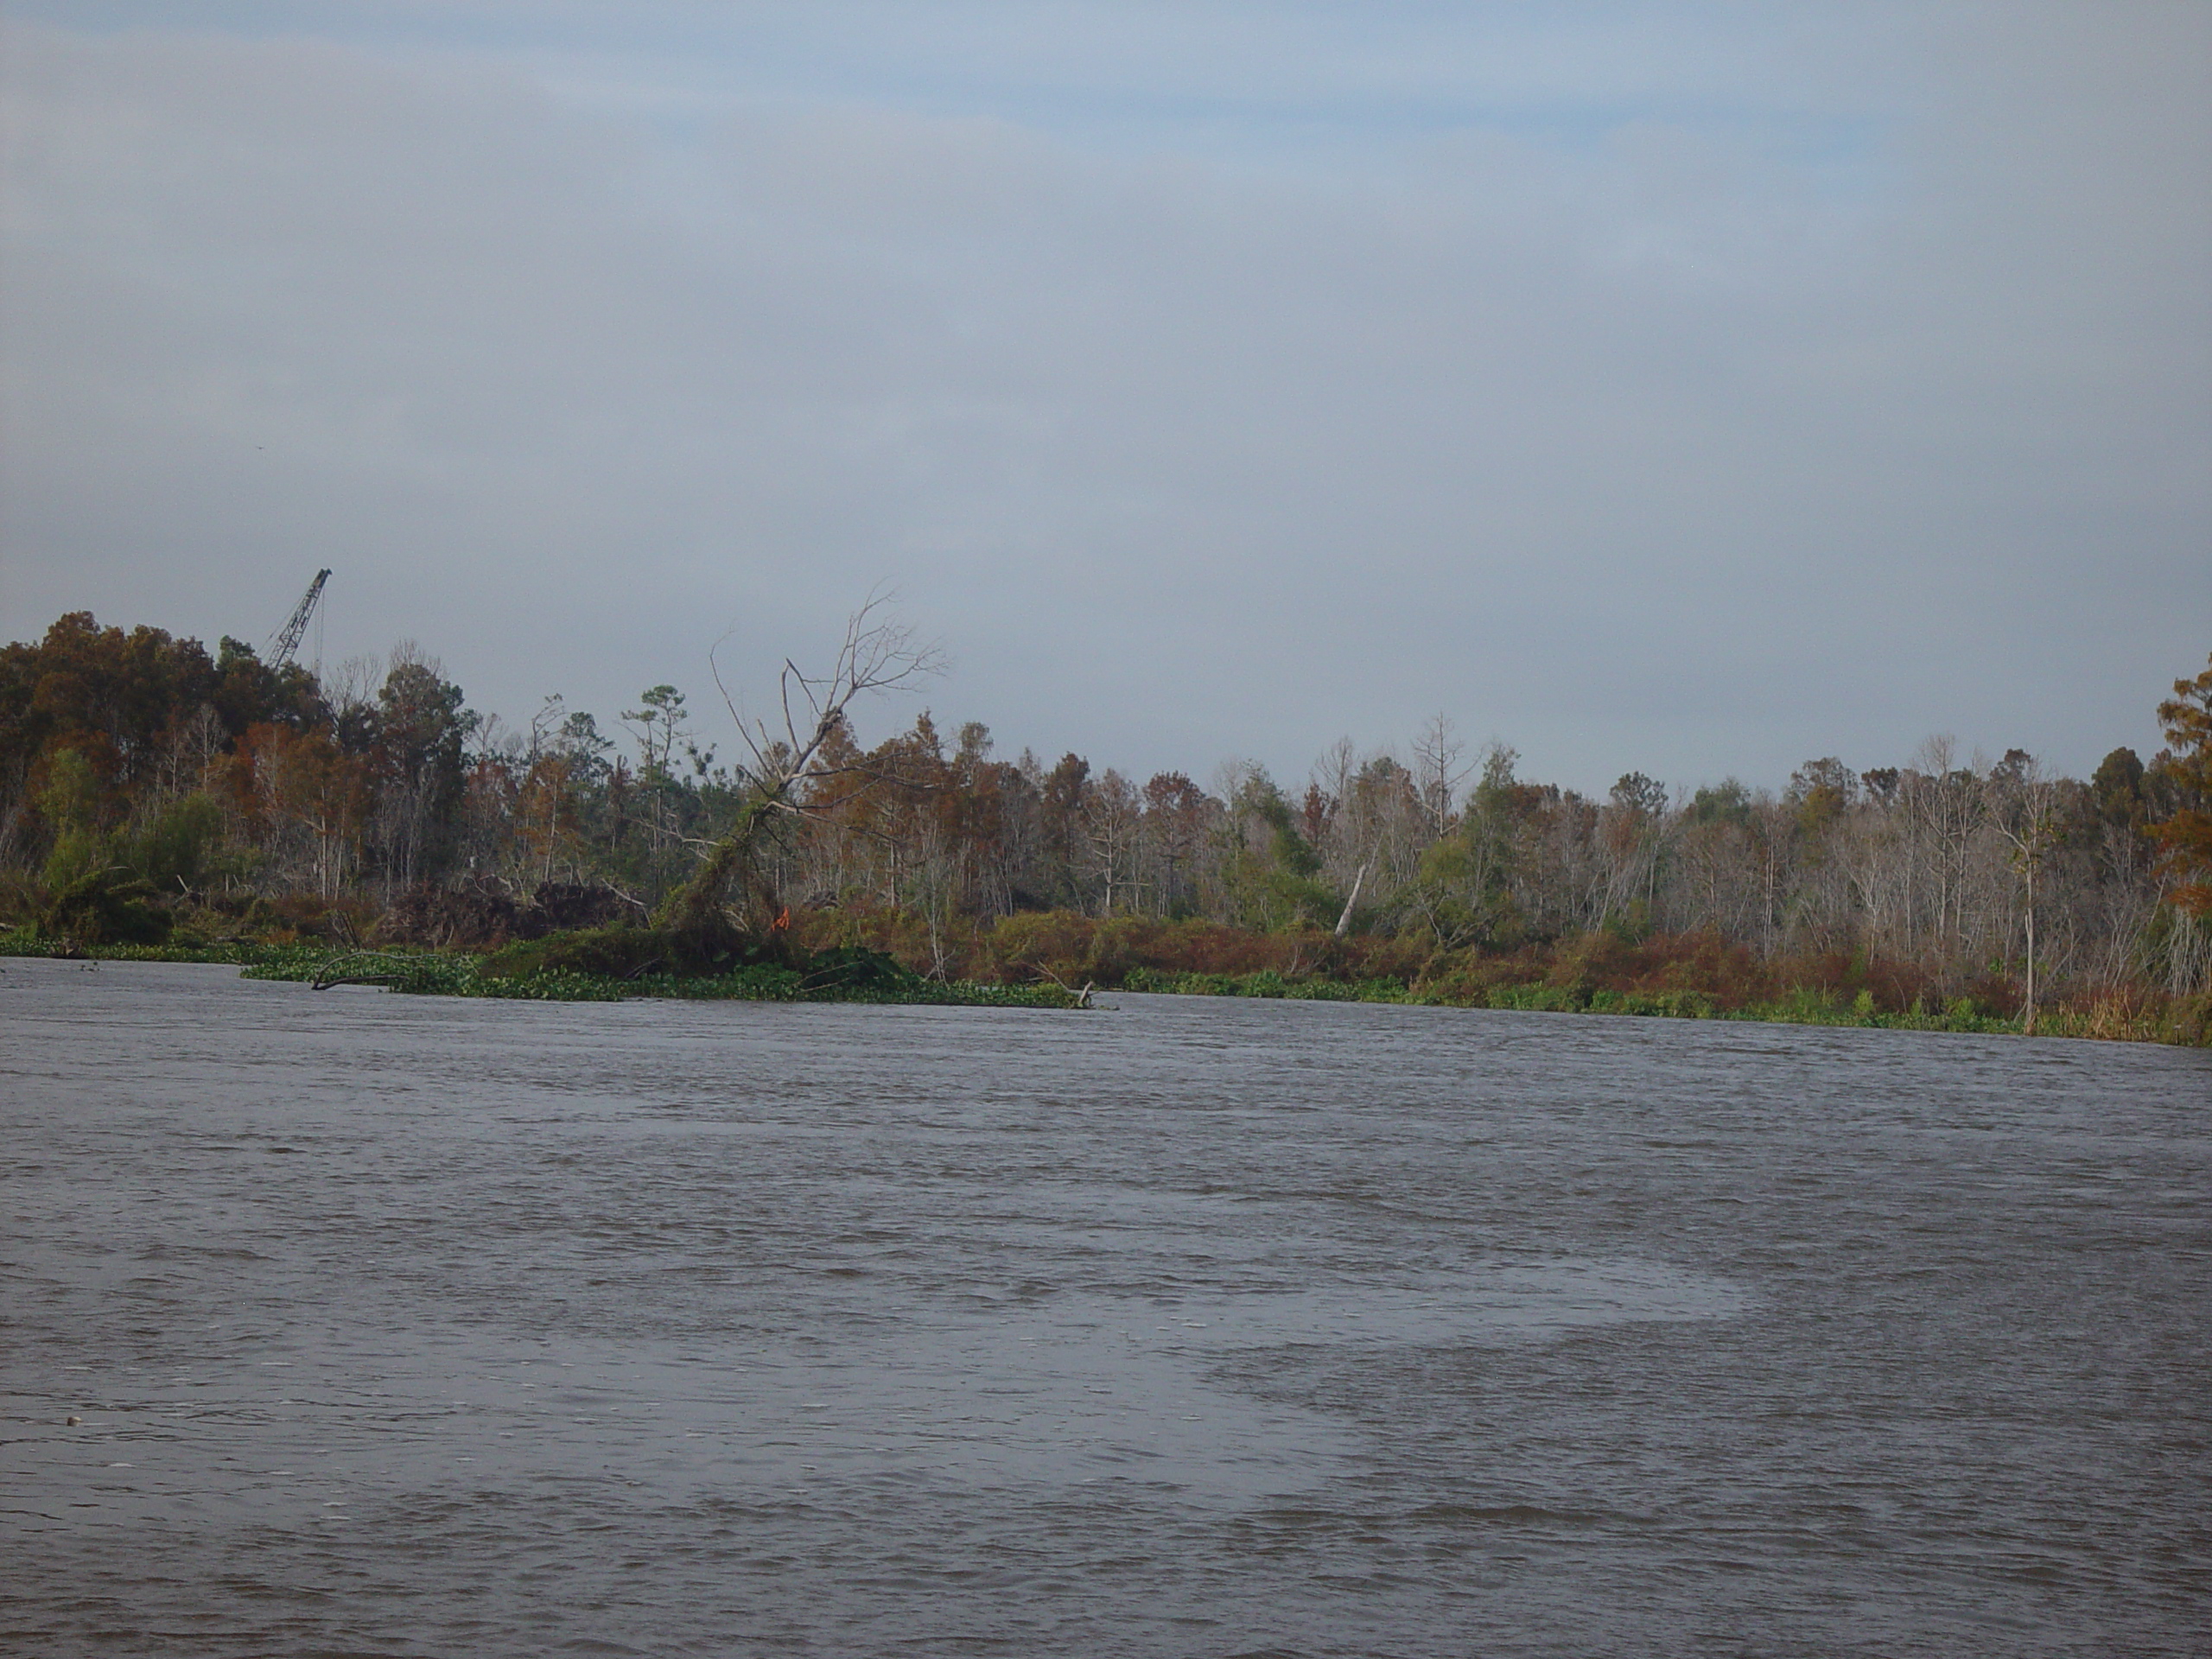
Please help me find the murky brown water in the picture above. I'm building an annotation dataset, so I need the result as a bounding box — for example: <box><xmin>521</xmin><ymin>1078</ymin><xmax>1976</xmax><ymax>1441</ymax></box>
<box><xmin>3</xmin><ymin>958</ymin><xmax>2208</xmax><ymax>1656</ymax></box>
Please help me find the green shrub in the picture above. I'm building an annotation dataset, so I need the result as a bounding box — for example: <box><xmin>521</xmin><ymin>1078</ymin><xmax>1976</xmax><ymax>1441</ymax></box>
<box><xmin>128</xmin><ymin>793</ymin><xmax>229</xmax><ymax>893</ymax></box>
<box><xmin>39</xmin><ymin>864</ymin><xmax>170</xmax><ymax>945</ymax></box>
<box><xmin>794</xmin><ymin>944</ymin><xmax>919</xmax><ymax>994</ymax></box>
<box><xmin>485</xmin><ymin>925</ymin><xmax>671</xmax><ymax>980</ymax></box>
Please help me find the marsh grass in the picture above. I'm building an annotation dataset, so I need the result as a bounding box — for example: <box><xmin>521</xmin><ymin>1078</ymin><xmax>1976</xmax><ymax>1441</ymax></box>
<box><xmin>0</xmin><ymin>926</ymin><xmax>1080</xmax><ymax>1007</ymax></box>
<box><xmin>1121</xmin><ymin>962</ymin><xmax>2201</xmax><ymax>1040</ymax></box>
<box><xmin>5</xmin><ymin>925</ymin><xmax>2196</xmax><ymax>1035</ymax></box>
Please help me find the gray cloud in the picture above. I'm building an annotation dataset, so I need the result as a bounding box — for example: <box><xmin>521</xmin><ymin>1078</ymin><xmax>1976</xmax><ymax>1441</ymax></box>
<box><xmin>2</xmin><ymin>4</ymin><xmax>2206</xmax><ymax>791</ymax></box>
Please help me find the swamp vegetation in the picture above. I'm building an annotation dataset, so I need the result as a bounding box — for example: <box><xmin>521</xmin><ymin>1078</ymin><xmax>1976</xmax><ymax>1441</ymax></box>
<box><xmin>3</xmin><ymin>607</ymin><xmax>2208</xmax><ymax>1040</ymax></box>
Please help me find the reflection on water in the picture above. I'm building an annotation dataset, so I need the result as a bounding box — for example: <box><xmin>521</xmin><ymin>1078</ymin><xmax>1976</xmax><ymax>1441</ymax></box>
<box><xmin>3</xmin><ymin>959</ymin><xmax>2208</xmax><ymax>1656</ymax></box>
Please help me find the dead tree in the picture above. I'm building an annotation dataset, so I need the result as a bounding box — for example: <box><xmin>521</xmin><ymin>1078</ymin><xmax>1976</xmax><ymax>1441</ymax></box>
<box><xmin>656</xmin><ymin>595</ymin><xmax>944</xmax><ymax>937</ymax></box>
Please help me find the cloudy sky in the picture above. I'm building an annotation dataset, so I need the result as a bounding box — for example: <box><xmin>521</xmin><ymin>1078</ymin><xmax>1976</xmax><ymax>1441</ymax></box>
<box><xmin>3</xmin><ymin>2</ymin><xmax>2206</xmax><ymax>792</ymax></box>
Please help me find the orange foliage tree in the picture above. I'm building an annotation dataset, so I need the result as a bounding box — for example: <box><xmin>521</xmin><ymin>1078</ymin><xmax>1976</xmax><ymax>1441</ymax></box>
<box><xmin>226</xmin><ymin>722</ymin><xmax>366</xmax><ymax>899</ymax></box>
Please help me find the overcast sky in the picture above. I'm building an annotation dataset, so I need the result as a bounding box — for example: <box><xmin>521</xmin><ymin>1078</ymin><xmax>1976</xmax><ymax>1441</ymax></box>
<box><xmin>3</xmin><ymin>2</ymin><xmax>2207</xmax><ymax>794</ymax></box>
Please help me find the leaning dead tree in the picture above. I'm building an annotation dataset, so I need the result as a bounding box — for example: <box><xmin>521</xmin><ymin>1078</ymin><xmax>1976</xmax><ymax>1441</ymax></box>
<box><xmin>655</xmin><ymin>596</ymin><xmax>944</xmax><ymax>937</ymax></box>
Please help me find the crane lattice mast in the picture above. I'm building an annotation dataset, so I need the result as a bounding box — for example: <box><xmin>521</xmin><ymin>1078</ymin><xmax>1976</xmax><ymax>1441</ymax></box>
<box><xmin>268</xmin><ymin>569</ymin><xmax>331</xmax><ymax>666</ymax></box>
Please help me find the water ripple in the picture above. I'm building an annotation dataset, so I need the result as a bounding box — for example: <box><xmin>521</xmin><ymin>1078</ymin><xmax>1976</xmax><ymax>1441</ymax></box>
<box><xmin>3</xmin><ymin>960</ymin><xmax>2208</xmax><ymax>1656</ymax></box>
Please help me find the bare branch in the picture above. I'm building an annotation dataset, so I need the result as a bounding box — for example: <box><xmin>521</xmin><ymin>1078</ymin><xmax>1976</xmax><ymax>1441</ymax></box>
<box><xmin>660</xmin><ymin>592</ymin><xmax>947</xmax><ymax>932</ymax></box>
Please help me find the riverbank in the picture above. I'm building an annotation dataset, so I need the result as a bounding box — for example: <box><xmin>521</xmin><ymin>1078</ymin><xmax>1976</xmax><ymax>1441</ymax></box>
<box><xmin>7</xmin><ymin>925</ymin><xmax>2201</xmax><ymax>1040</ymax></box>
<box><xmin>0</xmin><ymin>931</ymin><xmax>1083</xmax><ymax>1009</ymax></box>
<box><xmin>1117</xmin><ymin>965</ymin><xmax>2193</xmax><ymax>1042</ymax></box>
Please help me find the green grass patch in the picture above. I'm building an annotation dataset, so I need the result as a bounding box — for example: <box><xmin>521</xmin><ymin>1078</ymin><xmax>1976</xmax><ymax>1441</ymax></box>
<box><xmin>1119</xmin><ymin>957</ymin><xmax>2039</xmax><ymax>1037</ymax></box>
<box><xmin>1122</xmin><ymin>966</ymin><xmax>1413</xmax><ymax>1002</ymax></box>
<box><xmin>250</xmin><ymin>942</ymin><xmax>1081</xmax><ymax>1007</ymax></box>
<box><xmin>1</xmin><ymin>925</ymin><xmax>1081</xmax><ymax>1008</ymax></box>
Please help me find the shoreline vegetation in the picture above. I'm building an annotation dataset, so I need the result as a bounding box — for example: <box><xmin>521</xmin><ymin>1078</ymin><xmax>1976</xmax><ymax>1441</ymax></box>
<box><xmin>3</xmin><ymin>606</ymin><xmax>2209</xmax><ymax>1046</ymax></box>
<box><xmin>2</xmin><ymin>919</ymin><xmax>2199</xmax><ymax>1042</ymax></box>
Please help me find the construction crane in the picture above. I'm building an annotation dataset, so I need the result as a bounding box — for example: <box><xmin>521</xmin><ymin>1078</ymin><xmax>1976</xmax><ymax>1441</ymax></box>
<box><xmin>268</xmin><ymin>569</ymin><xmax>331</xmax><ymax>666</ymax></box>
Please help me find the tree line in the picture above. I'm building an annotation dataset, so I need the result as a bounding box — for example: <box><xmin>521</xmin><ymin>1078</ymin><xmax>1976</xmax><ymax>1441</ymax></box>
<box><xmin>3</xmin><ymin>608</ymin><xmax>2208</xmax><ymax>1030</ymax></box>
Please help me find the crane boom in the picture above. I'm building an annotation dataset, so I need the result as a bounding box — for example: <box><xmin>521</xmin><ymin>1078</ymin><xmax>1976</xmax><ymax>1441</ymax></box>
<box><xmin>269</xmin><ymin>569</ymin><xmax>331</xmax><ymax>666</ymax></box>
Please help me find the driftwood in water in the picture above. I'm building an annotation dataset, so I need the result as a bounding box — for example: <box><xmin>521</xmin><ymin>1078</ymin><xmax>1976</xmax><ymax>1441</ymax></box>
<box><xmin>309</xmin><ymin>950</ymin><xmax>421</xmax><ymax>990</ymax></box>
<box><xmin>1028</xmin><ymin>963</ymin><xmax>1096</xmax><ymax>1007</ymax></box>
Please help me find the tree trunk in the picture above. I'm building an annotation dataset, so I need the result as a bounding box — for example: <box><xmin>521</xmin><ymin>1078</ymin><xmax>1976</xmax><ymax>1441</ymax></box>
<box><xmin>1334</xmin><ymin>860</ymin><xmax>1370</xmax><ymax>938</ymax></box>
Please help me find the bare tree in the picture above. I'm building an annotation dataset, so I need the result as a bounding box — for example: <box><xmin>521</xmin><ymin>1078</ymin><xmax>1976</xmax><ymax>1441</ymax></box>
<box><xmin>1081</xmin><ymin>768</ymin><xmax>1144</xmax><ymax>915</ymax></box>
<box><xmin>902</xmin><ymin>815</ymin><xmax>965</xmax><ymax>979</ymax></box>
<box><xmin>1412</xmin><ymin>713</ymin><xmax>1469</xmax><ymax>839</ymax></box>
<box><xmin>658</xmin><ymin>594</ymin><xmax>944</xmax><ymax>935</ymax></box>
<box><xmin>1991</xmin><ymin>753</ymin><xmax>2061</xmax><ymax>1032</ymax></box>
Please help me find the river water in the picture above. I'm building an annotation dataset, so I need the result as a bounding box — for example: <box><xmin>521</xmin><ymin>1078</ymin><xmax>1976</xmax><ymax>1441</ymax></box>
<box><xmin>3</xmin><ymin>958</ymin><xmax>2208</xmax><ymax>1656</ymax></box>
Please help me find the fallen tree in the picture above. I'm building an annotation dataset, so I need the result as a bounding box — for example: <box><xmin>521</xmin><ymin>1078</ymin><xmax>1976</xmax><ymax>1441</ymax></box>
<box><xmin>653</xmin><ymin>596</ymin><xmax>944</xmax><ymax>946</ymax></box>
